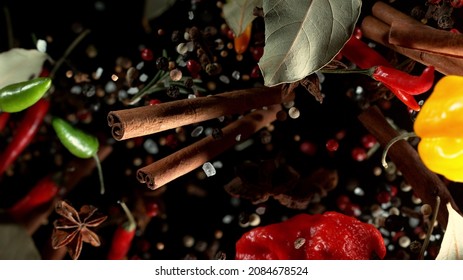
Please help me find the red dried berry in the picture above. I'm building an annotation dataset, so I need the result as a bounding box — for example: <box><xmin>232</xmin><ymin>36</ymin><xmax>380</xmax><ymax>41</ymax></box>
<box><xmin>352</xmin><ymin>147</ymin><xmax>367</xmax><ymax>161</ymax></box>
<box><xmin>250</xmin><ymin>65</ymin><xmax>261</xmax><ymax>78</ymax></box>
<box><xmin>326</xmin><ymin>139</ymin><xmax>339</xmax><ymax>152</ymax></box>
<box><xmin>376</xmin><ymin>190</ymin><xmax>391</xmax><ymax>204</ymax></box>
<box><xmin>186</xmin><ymin>59</ymin><xmax>202</xmax><ymax>77</ymax></box>
<box><xmin>361</xmin><ymin>134</ymin><xmax>377</xmax><ymax>148</ymax></box>
<box><xmin>141</xmin><ymin>48</ymin><xmax>154</xmax><ymax>61</ymax></box>
<box><xmin>250</xmin><ymin>46</ymin><xmax>264</xmax><ymax>61</ymax></box>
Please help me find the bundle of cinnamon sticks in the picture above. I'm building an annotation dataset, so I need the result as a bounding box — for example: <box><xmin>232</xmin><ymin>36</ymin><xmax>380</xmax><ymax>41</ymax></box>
<box><xmin>361</xmin><ymin>1</ymin><xmax>463</xmax><ymax>75</ymax></box>
<box><xmin>107</xmin><ymin>86</ymin><xmax>294</xmax><ymax>190</ymax></box>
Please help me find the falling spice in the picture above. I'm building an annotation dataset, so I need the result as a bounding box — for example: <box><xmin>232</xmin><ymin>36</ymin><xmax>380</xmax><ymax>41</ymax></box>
<box><xmin>51</xmin><ymin>201</ymin><xmax>107</xmax><ymax>260</ymax></box>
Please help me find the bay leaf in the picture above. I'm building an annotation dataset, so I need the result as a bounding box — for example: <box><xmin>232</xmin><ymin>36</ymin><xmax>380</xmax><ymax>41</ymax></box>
<box><xmin>0</xmin><ymin>223</ymin><xmax>41</xmax><ymax>260</ymax></box>
<box><xmin>436</xmin><ymin>203</ymin><xmax>463</xmax><ymax>260</ymax></box>
<box><xmin>222</xmin><ymin>0</ymin><xmax>263</xmax><ymax>37</ymax></box>
<box><xmin>259</xmin><ymin>0</ymin><xmax>362</xmax><ymax>86</ymax></box>
<box><xmin>144</xmin><ymin>0</ymin><xmax>176</xmax><ymax>21</ymax></box>
<box><xmin>0</xmin><ymin>48</ymin><xmax>48</xmax><ymax>89</ymax></box>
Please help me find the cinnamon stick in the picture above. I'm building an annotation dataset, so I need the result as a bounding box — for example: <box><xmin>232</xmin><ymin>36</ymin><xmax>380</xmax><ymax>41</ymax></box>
<box><xmin>107</xmin><ymin>85</ymin><xmax>291</xmax><ymax>141</ymax></box>
<box><xmin>389</xmin><ymin>20</ymin><xmax>463</xmax><ymax>58</ymax></box>
<box><xmin>361</xmin><ymin>15</ymin><xmax>463</xmax><ymax>76</ymax></box>
<box><xmin>371</xmin><ymin>1</ymin><xmax>421</xmax><ymax>26</ymax></box>
<box><xmin>137</xmin><ymin>104</ymin><xmax>281</xmax><ymax>189</ymax></box>
<box><xmin>358</xmin><ymin>106</ymin><xmax>459</xmax><ymax>229</ymax></box>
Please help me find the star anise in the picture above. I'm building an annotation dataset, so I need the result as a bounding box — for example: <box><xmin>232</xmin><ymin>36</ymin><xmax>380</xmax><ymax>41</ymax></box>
<box><xmin>51</xmin><ymin>200</ymin><xmax>107</xmax><ymax>260</ymax></box>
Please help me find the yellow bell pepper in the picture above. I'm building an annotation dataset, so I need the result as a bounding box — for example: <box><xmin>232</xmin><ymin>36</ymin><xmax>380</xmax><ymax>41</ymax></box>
<box><xmin>414</xmin><ymin>75</ymin><xmax>463</xmax><ymax>183</ymax></box>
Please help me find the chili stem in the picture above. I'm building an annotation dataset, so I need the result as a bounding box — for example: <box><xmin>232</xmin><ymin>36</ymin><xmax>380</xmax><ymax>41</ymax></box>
<box><xmin>92</xmin><ymin>153</ymin><xmax>105</xmax><ymax>195</ymax></box>
<box><xmin>319</xmin><ymin>67</ymin><xmax>375</xmax><ymax>76</ymax></box>
<box><xmin>49</xmin><ymin>29</ymin><xmax>91</xmax><ymax>79</ymax></box>
<box><xmin>381</xmin><ymin>132</ymin><xmax>418</xmax><ymax>169</ymax></box>
<box><xmin>118</xmin><ymin>200</ymin><xmax>136</xmax><ymax>230</ymax></box>
<box><xmin>419</xmin><ymin>195</ymin><xmax>440</xmax><ymax>260</ymax></box>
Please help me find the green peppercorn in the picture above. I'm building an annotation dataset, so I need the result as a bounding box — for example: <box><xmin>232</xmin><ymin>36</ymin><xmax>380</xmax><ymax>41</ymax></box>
<box><xmin>0</xmin><ymin>77</ymin><xmax>52</xmax><ymax>113</ymax></box>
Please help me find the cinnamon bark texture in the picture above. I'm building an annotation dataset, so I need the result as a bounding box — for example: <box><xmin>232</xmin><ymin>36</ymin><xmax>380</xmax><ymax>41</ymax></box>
<box><xmin>389</xmin><ymin>21</ymin><xmax>463</xmax><ymax>58</ymax></box>
<box><xmin>361</xmin><ymin>16</ymin><xmax>463</xmax><ymax>76</ymax></box>
<box><xmin>358</xmin><ymin>106</ymin><xmax>459</xmax><ymax>229</ymax></box>
<box><xmin>107</xmin><ymin>85</ymin><xmax>291</xmax><ymax>141</ymax></box>
<box><xmin>361</xmin><ymin>2</ymin><xmax>463</xmax><ymax>76</ymax></box>
<box><xmin>371</xmin><ymin>1</ymin><xmax>422</xmax><ymax>25</ymax></box>
<box><xmin>137</xmin><ymin>105</ymin><xmax>281</xmax><ymax>190</ymax></box>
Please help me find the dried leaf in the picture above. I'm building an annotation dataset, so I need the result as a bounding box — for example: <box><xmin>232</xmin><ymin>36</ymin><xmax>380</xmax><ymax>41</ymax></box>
<box><xmin>436</xmin><ymin>203</ymin><xmax>463</xmax><ymax>260</ymax></box>
<box><xmin>222</xmin><ymin>0</ymin><xmax>263</xmax><ymax>36</ymax></box>
<box><xmin>144</xmin><ymin>0</ymin><xmax>176</xmax><ymax>21</ymax></box>
<box><xmin>0</xmin><ymin>224</ymin><xmax>41</xmax><ymax>260</ymax></box>
<box><xmin>300</xmin><ymin>73</ymin><xmax>324</xmax><ymax>103</ymax></box>
<box><xmin>259</xmin><ymin>0</ymin><xmax>362</xmax><ymax>86</ymax></box>
<box><xmin>0</xmin><ymin>48</ymin><xmax>48</xmax><ymax>89</ymax></box>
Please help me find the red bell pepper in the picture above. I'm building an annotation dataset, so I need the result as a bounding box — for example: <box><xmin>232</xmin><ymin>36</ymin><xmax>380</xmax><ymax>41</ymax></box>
<box><xmin>235</xmin><ymin>211</ymin><xmax>386</xmax><ymax>260</ymax></box>
<box><xmin>7</xmin><ymin>174</ymin><xmax>60</xmax><ymax>221</ymax></box>
<box><xmin>107</xmin><ymin>201</ymin><xmax>137</xmax><ymax>260</ymax></box>
<box><xmin>0</xmin><ymin>98</ymin><xmax>50</xmax><ymax>176</ymax></box>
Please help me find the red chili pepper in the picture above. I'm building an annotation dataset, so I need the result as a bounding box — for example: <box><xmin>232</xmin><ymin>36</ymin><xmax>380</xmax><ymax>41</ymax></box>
<box><xmin>0</xmin><ymin>112</ymin><xmax>10</xmax><ymax>132</ymax></box>
<box><xmin>235</xmin><ymin>212</ymin><xmax>386</xmax><ymax>260</ymax></box>
<box><xmin>373</xmin><ymin>65</ymin><xmax>435</xmax><ymax>95</ymax></box>
<box><xmin>450</xmin><ymin>0</ymin><xmax>463</xmax><ymax>8</ymax></box>
<box><xmin>7</xmin><ymin>174</ymin><xmax>60</xmax><ymax>221</ymax></box>
<box><xmin>341</xmin><ymin>36</ymin><xmax>392</xmax><ymax>69</ymax></box>
<box><xmin>340</xmin><ymin>35</ymin><xmax>422</xmax><ymax>111</ymax></box>
<box><xmin>107</xmin><ymin>201</ymin><xmax>137</xmax><ymax>260</ymax></box>
<box><xmin>383</xmin><ymin>84</ymin><xmax>421</xmax><ymax>112</ymax></box>
<box><xmin>0</xmin><ymin>98</ymin><xmax>50</xmax><ymax>176</ymax></box>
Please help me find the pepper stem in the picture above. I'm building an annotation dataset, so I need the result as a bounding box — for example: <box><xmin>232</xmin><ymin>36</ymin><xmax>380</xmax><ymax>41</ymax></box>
<box><xmin>118</xmin><ymin>200</ymin><xmax>137</xmax><ymax>231</ymax></box>
<box><xmin>419</xmin><ymin>195</ymin><xmax>440</xmax><ymax>260</ymax></box>
<box><xmin>49</xmin><ymin>29</ymin><xmax>91</xmax><ymax>79</ymax></box>
<box><xmin>381</xmin><ymin>132</ymin><xmax>419</xmax><ymax>169</ymax></box>
<box><xmin>319</xmin><ymin>66</ymin><xmax>376</xmax><ymax>76</ymax></box>
<box><xmin>92</xmin><ymin>153</ymin><xmax>105</xmax><ymax>195</ymax></box>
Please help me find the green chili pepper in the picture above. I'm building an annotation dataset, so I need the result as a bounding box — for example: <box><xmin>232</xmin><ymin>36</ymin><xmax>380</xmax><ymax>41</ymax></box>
<box><xmin>0</xmin><ymin>77</ymin><xmax>52</xmax><ymax>113</ymax></box>
<box><xmin>51</xmin><ymin>116</ymin><xmax>105</xmax><ymax>195</ymax></box>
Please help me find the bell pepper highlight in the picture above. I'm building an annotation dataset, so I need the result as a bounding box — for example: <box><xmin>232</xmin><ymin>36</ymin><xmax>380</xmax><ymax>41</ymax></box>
<box><xmin>235</xmin><ymin>211</ymin><xmax>386</xmax><ymax>260</ymax></box>
<box><xmin>414</xmin><ymin>75</ymin><xmax>463</xmax><ymax>182</ymax></box>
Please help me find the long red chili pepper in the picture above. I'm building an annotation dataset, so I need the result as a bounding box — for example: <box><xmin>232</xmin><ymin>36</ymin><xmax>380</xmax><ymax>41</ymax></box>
<box><xmin>7</xmin><ymin>174</ymin><xmax>60</xmax><ymax>221</ymax></box>
<box><xmin>340</xmin><ymin>35</ymin><xmax>421</xmax><ymax>111</ymax></box>
<box><xmin>0</xmin><ymin>112</ymin><xmax>10</xmax><ymax>132</ymax></box>
<box><xmin>373</xmin><ymin>65</ymin><xmax>435</xmax><ymax>95</ymax></box>
<box><xmin>107</xmin><ymin>201</ymin><xmax>137</xmax><ymax>260</ymax></box>
<box><xmin>0</xmin><ymin>98</ymin><xmax>50</xmax><ymax>176</ymax></box>
<box><xmin>382</xmin><ymin>84</ymin><xmax>421</xmax><ymax>111</ymax></box>
<box><xmin>341</xmin><ymin>36</ymin><xmax>392</xmax><ymax>69</ymax></box>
